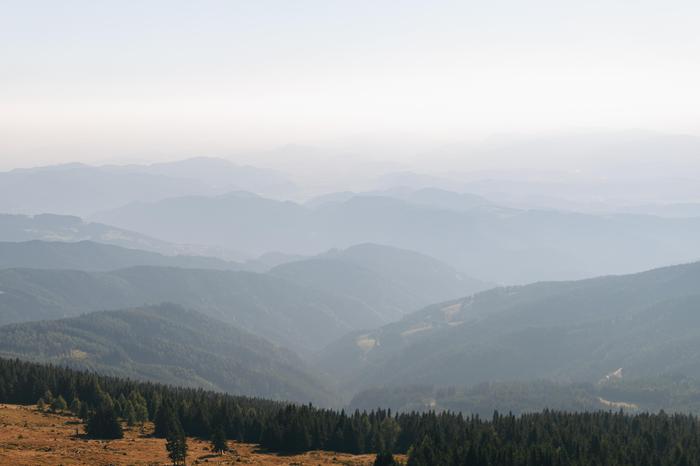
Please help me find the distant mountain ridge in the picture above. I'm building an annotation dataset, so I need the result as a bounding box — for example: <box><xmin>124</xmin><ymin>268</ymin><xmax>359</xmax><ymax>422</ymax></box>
<box><xmin>0</xmin><ymin>213</ymin><xmax>247</xmax><ymax>260</ymax></box>
<box><xmin>94</xmin><ymin>190</ymin><xmax>700</xmax><ymax>284</ymax></box>
<box><xmin>0</xmin><ymin>157</ymin><xmax>298</xmax><ymax>216</ymax></box>
<box><xmin>0</xmin><ymin>240</ymin><xmax>242</xmax><ymax>271</ymax></box>
<box><xmin>306</xmin><ymin>187</ymin><xmax>496</xmax><ymax>213</ymax></box>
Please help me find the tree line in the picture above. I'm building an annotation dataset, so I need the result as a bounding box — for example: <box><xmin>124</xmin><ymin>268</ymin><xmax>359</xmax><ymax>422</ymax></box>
<box><xmin>2</xmin><ymin>357</ymin><xmax>700</xmax><ymax>465</ymax></box>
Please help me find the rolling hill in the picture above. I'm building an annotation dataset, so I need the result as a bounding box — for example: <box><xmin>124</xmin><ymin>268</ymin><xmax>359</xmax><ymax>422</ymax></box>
<box><xmin>317</xmin><ymin>260</ymin><xmax>700</xmax><ymax>395</ymax></box>
<box><xmin>0</xmin><ymin>304</ymin><xmax>335</xmax><ymax>405</ymax></box>
<box><xmin>270</xmin><ymin>243</ymin><xmax>490</xmax><ymax>322</ymax></box>
<box><xmin>0</xmin><ymin>266</ymin><xmax>381</xmax><ymax>353</ymax></box>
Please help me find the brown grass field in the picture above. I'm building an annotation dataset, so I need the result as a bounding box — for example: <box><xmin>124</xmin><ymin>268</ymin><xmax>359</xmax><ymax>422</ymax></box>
<box><xmin>0</xmin><ymin>404</ymin><xmax>399</xmax><ymax>465</ymax></box>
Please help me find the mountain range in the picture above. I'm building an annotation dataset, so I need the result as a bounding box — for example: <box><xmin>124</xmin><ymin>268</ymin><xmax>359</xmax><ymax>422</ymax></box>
<box><xmin>0</xmin><ymin>158</ymin><xmax>297</xmax><ymax>216</ymax></box>
<box><xmin>0</xmin><ymin>212</ymin><xmax>247</xmax><ymax>260</ymax></box>
<box><xmin>94</xmin><ymin>190</ymin><xmax>700</xmax><ymax>284</ymax></box>
<box><xmin>0</xmin><ymin>239</ymin><xmax>483</xmax><ymax>338</ymax></box>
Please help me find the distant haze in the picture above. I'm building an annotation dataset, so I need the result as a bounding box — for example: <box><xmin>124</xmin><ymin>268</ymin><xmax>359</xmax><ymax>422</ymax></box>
<box><xmin>2</xmin><ymin>1</ymin><xmax>700</xmax><ymax>169</ymax></box>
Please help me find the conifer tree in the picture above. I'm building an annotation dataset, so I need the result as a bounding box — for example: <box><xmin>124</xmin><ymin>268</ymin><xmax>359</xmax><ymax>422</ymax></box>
<box><xmin>42</xmin><ymin>390</ymin><xmax>54</xmax><ymax>405</ymax></box>
<box><xmin>79</xmin><ymin>401</ymin><xmax>90</xmax><ymax>420</ymax></box>
<box><xmin>123</xmin><ymin>400</ymin><xmax>137</xmax><ymax>426</ymax></box>
<box><xmin>166</xmin><ymin>425</ymin><xmax>188</xmax><ymax>465</ymax></box>
<box><xmin>129</xmin><ymin>390</ymin><xmax>149</xmax><ymax>424</ymax></box>
<box><xmin>374</xmin><ymin>451</ymin><xmax>398</xmax><ymax>466</ymax></box>
<box><xmin>85</xmin><ymin>403</ymin><xmax>123</xmax><ymax>439</ymax></box>
<box><xmin>155</xmin><ymin>401</ymin><xmax>181</xmax><ymax>438</ymax></box>
<box><xmin>116</xmin><ymin>393</ymin><xmax>128</xmax><ymax>417</ymax></box>
<box><xmin>70</xmin><ymin>397</ymin><xmax>82</xmax><ymax>416</ymax></box>
<box><xmin>51</xmin><ymin>394</ymin><xmax>68</xmax><ymax>412</ymax></box>
<box><xmin>210</xmin><ymin>426</ymin><xmax>228</xmax><ymax>454</ymax></box>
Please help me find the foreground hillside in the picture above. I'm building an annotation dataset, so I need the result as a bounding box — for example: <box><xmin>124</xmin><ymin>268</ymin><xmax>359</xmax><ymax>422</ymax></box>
<box><xmin>4</xmin><ymin>358</ymin><xmax>700</xmax><ymax>466</ymax></box>
<box><xmin>0</xmin><ymin>404</ymin><xmax>379</xmax><ymax>466</ymax></box>
<box><xmin>0</xmin><ymin>304</ymin><xmax>335</xmax><ymax>406</ymax></box>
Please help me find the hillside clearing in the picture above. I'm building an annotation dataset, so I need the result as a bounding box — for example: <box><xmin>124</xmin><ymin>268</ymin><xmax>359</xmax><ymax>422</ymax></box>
<box><xmin>0</xmin><ymin>404</ymin><xmax>388</xmax><ymax>465</ymax></box>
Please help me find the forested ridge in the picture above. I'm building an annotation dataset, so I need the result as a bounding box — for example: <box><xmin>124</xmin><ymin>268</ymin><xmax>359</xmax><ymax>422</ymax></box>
<box><xmin>0</xmin><ymin>304</ymin><xmax>336</xmax><ymax>405</ymax></box>
<box><xmin>2</xmin><ymin>357</ymin><xmax>700</xmax><ymax>465</ymax></box>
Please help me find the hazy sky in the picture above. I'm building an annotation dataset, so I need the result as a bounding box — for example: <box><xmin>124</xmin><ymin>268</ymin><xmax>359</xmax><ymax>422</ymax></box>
<box><xmin>2</xmin><ymin>0</ymin><xmax>700</xmax><ymax>169</ymax></box>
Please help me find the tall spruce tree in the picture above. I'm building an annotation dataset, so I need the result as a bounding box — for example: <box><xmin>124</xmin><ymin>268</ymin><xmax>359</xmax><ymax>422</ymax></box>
<box><xmin>210</xmin><ymin>425</ymin><xmax>228</xmax><ymax>454</ymax></box>
<box><xmin>166</xmin><ymin>425</ymin><xmax>188</xmax><ymax>465</ymax></box>
<box><xmin>69</xmin><ymin>397</ymin><xmax>82</xmax><ymax>416</ymax></box>
<box><xmin>374</xmin><ymin>451</ymin><xmax>398</xmax><ymax>466</ymax></box>
<box><xmin>155</xmin><ymin>401</ymin><xmax>181</xmax><ymax>438</ymax></box>
<box><xmin>51</xmin><ymin>394</ymin><xmax>67</xmax><ymax>412</ymax></box>
<box><xmin>85</xmin><ymin>403</ymin><xmax>123</xmax><ymax>439</ymax></box>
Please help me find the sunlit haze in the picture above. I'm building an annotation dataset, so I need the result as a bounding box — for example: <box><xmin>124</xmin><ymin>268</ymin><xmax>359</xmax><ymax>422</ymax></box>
<box><xmin>3</xmin><ymin>0</ymin><xmax>700</xmax><ymax>172</ymax></box>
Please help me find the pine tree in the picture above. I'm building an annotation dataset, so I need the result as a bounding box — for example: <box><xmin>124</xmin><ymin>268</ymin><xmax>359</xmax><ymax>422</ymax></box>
<box><xmin>79</xmin><ymin>401</ymin><xmax>90</xmax><ymax>420</ymax></box>
<box><xmin>155</xmin><ymin>401</ymin><xmax>181</xmax><ymax>438</ymax></box>
<box><xmin>166</xmin><ymin>426</ymin><xmax>188</xmax><ymax>465</ymax></box>
<box><xmin>51</xmin><ymin>394</ymin><xmax>68</xmax><ymax>412</ymax></box>
<box><xmin>129</xmin><ymin>390</ymin><xmax>149</xmax><ymax>424</ymax></box>
<box><xmin>377</xmin><ymin>416</ymin><xmax>401</xmax><ymax>453</ymax></box>
<box><xmin>37</xmin><ymin>397</ymin><xmax>46</xmax><ymax>412</ymax></box>
<box><xmin>374</xmin><ymin>451</ymin><xmax>398</xmax><ymax>466</ymax></box>
<box><xmin>85</xmin><ymin>403</ymin><xmax>123</xmax><ymax>439</ymax></box>
<box><xmin>210</xmin><ymin>426</ymin><xmax>228</xmax><ymax>454</ymax></box>
<box><xmin>116</xmin><ymin>393</ymin><xmax>128</xmax><ymax>417</ymax></box>
<box><xmin>123</xmin><ymin>400</ymin><xmax>137</xmax><ymax>426</ymax></box>
<box><xmin>69</xmin><ymin>397</ymin><xmax>82</xmax><ymax>416</ymax></box>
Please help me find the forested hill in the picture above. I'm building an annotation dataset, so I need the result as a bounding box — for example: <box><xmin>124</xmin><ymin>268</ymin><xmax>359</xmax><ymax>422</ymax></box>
<box><xmin>0</xmin><ymin>304</ymin><xmax>336</xmax><ymax>406</ymax></box>
<box><xmin>270</xmin><ymin>243</ymin><xmax>490</xmax><ymax>322</ymax></box>
<box><xmin>0</xmin><ymin>240</ymin><xmax>489</xmax><ymax>328</ymax></box>
<box><xmin>318</xmin><ymin>260</ymin><xmax>700</xmax><ymax>392</ymax></box>
<box><xmin>3</xmin><ymin>356</ymin><xmax>700</xmax><ymax>465</ymax></box>
<box><xmin>0</xmin><ymin>266</ymin><xmax>380</xmax><ymax>352</ymax></box>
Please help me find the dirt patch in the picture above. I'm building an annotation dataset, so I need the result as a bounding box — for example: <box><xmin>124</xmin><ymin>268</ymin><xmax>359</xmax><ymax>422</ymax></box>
<box><xmin>597</xmin><ymin>397</ymin><xmax>638</xmax><ymax>410</ymax></box>
<box><xmin>400</xmin><ymin>323</ymin><xmax>432</xmax><ymax>337</ymax></box>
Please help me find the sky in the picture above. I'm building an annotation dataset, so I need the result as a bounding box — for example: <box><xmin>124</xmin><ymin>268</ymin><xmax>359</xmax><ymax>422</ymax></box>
<box><xmin>2</xmin><ymin>0</ymin><xmax>700</xmax><ymax>169</ymax></box>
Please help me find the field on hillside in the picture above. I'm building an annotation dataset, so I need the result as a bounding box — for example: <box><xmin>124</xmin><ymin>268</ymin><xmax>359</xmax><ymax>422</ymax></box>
<box><xmin>0</xmin><ymin>404</ymin><xmax>389</xmax><ymax>465</ymax></box>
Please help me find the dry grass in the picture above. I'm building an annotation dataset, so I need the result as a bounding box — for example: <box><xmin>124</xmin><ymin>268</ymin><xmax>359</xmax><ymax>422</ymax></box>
<box><xmin>0</xmin><ymin>404</ymin><xmax>394</xmax><ymax>465</ymax></box>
